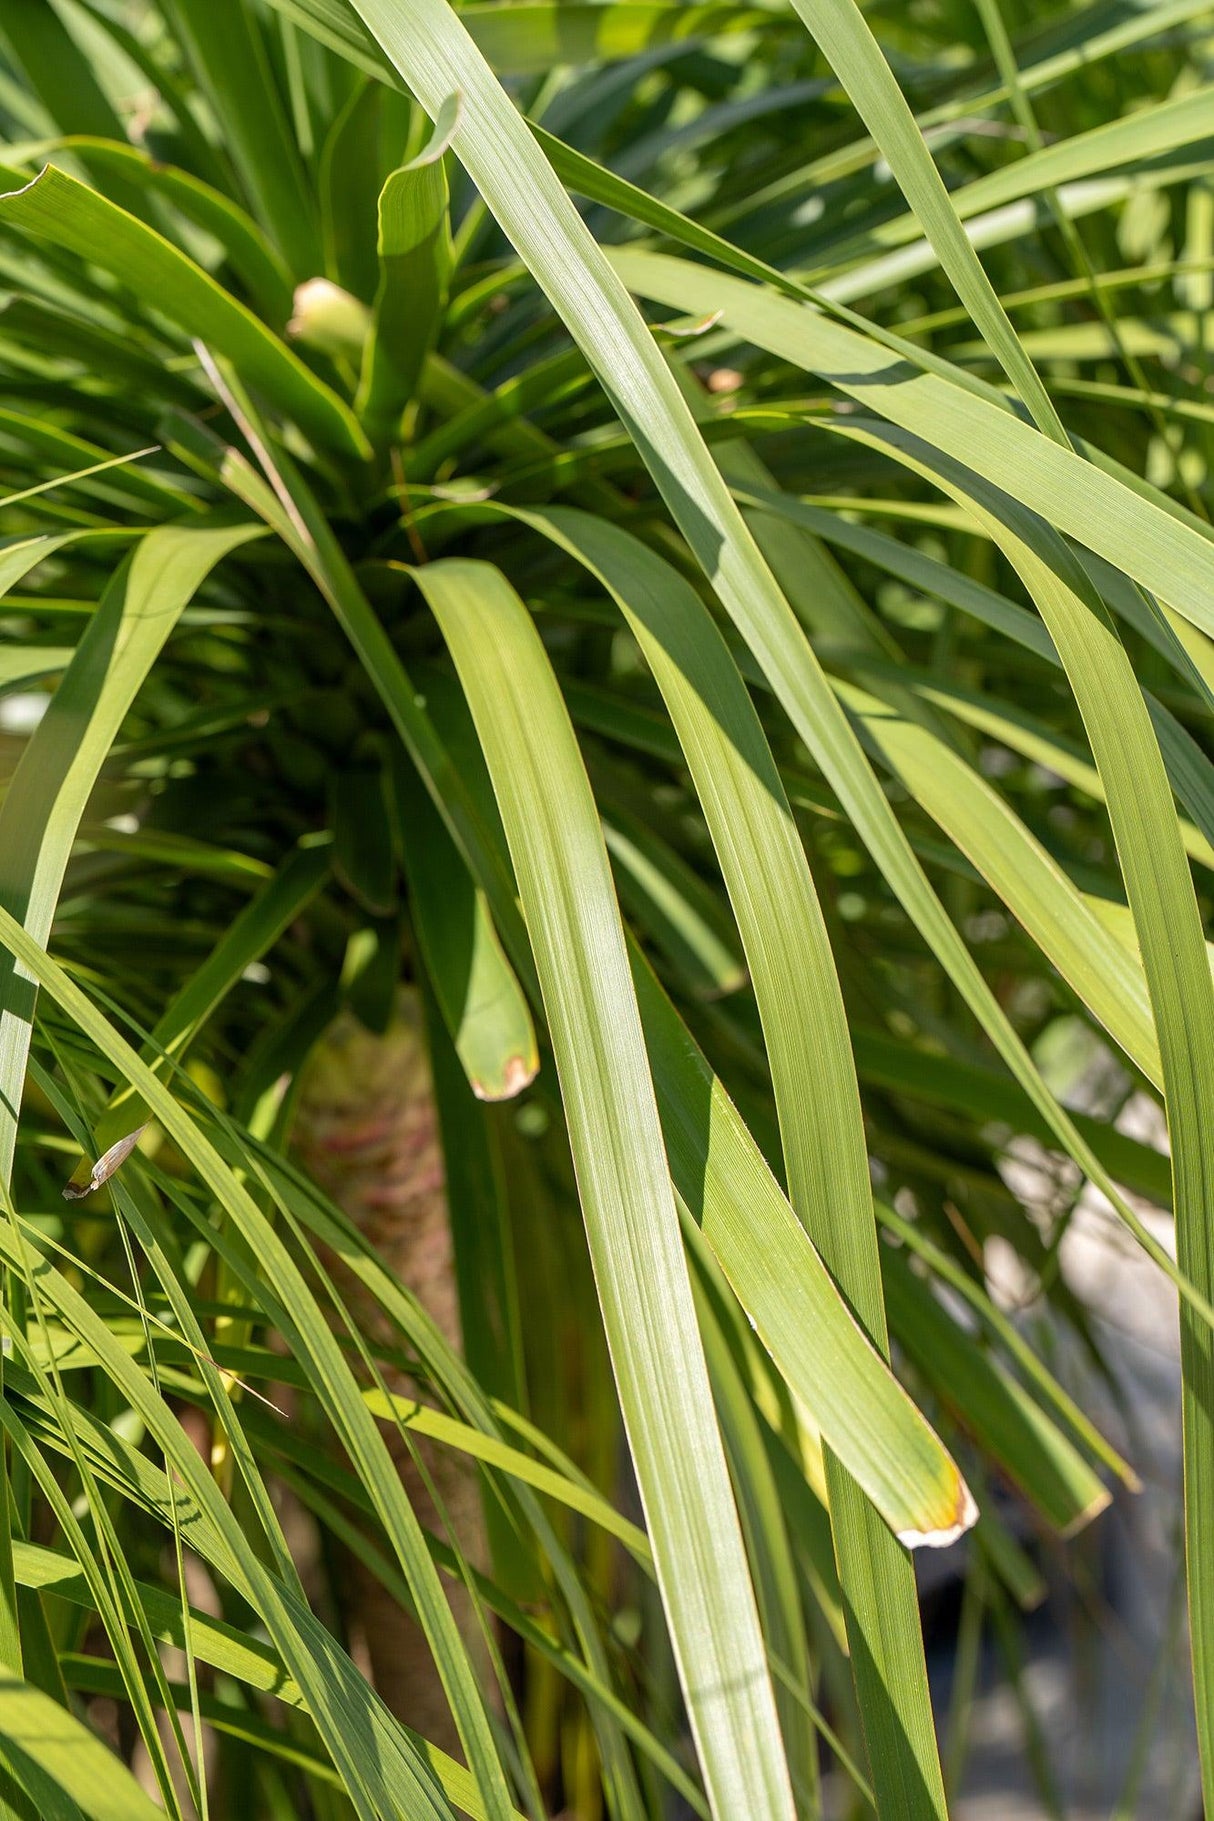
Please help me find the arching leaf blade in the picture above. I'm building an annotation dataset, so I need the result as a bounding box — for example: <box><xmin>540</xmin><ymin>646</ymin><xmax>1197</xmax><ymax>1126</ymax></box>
<box><xmin>414</xmin><ymin>554</ymin><xmax>795</xmax><ymax>1821</ymax></box>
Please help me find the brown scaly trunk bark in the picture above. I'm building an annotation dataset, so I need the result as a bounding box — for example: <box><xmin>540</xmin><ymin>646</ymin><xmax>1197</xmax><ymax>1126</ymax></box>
<box><xmin>293</xmin><ymin>989</ymin><xmax>490</xmax><ymax>1754</ymax></box>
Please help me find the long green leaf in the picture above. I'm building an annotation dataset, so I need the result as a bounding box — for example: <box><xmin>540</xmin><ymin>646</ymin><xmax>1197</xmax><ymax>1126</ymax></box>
<box><xmin>0</xmin><ymin>166</ymin><xmax>368</xmax><ymax>459</ymax></box>
<box><xmin>836</xmin><ymin>677</ymin><xmax>1161</xmax><ymax>1082</ymax></box>
<box><xmin>54</xmin><ymin>137</ymin><xmax>295</xmax><ymax>325</ymax></box>
<box><xmin>0</xmin><ymin>520</ymin><xmax>263</xmax><ymax>1185</ymax></box>
<box><xmin>509</xmin><ymin>503</ymin><xmax>974</xmax><ymax>1553</ymax></box>
<box><xmin>414</xmin><ymin>555</ymin><xmax>795</xmax><ymax>1821</ymax></box>
<box><xmin>361</xmin><ymin>1385</ymin><xmax>651</xmax><ymax>1565</ymax></box>
<box><xmin>609</xmin><ymin>249</ymin><xmax>1214</xmax><ymax>646</ymax></box>
<box><xmin>0</xmin><ymin>1664</ymin><xmax>164</xmax><ymax>1821</ymax></box>
<box><xmin>604</xmin><ymin>822</ymin><xmax>745</xmax><ymax>998</ymax></box>
<box><xmin>835</xmin><ymin>86</ymin><xmax>1214</xmax><ymax>270</ymax></box>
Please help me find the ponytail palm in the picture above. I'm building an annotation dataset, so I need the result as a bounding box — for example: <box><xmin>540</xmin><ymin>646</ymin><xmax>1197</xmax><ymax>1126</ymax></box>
<box><xmin>0</xmin><ymin>0</ymin><xmax>1205</xmax><ymax>1815</ymax></box>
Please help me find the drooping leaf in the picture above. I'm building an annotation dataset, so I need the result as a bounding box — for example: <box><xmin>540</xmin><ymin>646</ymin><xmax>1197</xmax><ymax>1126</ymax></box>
<box><xmin>0</xmin><ymin>521</ymin><xmax>264</xmax><ymax>1184</ymax></box>
<box><xmin>0</xmin><ymin>167</ymin><xmax>368</xmax><ymax>459</ymax></box>
<box><xmin>414</xmin><ymin>554</ymin><xmax>796</xmax><ymax>1821</ymax></box>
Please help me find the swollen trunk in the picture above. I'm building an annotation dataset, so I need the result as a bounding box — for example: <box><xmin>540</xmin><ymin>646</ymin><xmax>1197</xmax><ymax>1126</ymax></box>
<box><xmin>294</xmin><ymin>990</ymin><xmax>490</xmax><ymax>1751</ymax></box>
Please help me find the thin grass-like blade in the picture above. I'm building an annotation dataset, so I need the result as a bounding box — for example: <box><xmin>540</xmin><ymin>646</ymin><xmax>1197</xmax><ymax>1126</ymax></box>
<box><xmin>63</xmin><ymin>841</ymin><xmax>331</xmax><ymax>1192</ymax></box>
<box><xmin>599</xmin><ymin>803</ymin><xmax>746</xmax><ymax>998</ymax></box>
<box><xmin>834</xmin><ymin>86</ymin><xmax>1214</xmax><ymax>271</ymax></box>
<box><xmin>0</xmin><ymin>927</ymin><xmax>504</xmax><ymax>1820</ymax></box>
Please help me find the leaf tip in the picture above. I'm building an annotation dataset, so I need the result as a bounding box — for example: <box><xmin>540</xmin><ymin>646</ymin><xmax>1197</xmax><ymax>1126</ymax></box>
<box><xmin>898</xmin><ymin>1476</ymin><xmax>979</xmax><ymax>1551</ymax></box>
<box><xmin>1060</xmin><ymin>1484</ymin><xmax>1114</xmax><ymax>1539</ymax></box>
<box><xmin>474</xmin><ymin>1051</ymin><xmax>539</xmax><ymax>1101</ymax></box>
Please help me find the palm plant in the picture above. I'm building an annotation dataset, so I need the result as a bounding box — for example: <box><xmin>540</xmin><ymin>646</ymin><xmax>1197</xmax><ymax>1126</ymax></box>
<box><xmin>0</xmin><ymin>0</ymin><xmax>1208</xmax><ymax>1815</ymax></box>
